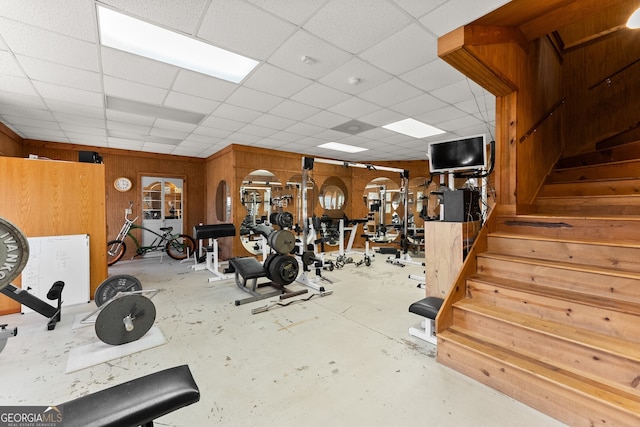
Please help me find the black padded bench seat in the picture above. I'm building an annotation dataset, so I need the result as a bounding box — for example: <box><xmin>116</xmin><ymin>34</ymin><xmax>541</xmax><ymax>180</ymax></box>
<box><xmin>409</xmin><ymin>296</ymin><xmax>443</xmax><ymax>320</ymax></box>
<box><xmin>229</xmin><ymin>256</ymin><xmax>268</xmax><ymax>280</ymax></box>
<box><xmin>408</xmin><ymin>297</ymin><xmax>444</xmax><ymax>345</ymax></box>
<box><xmin>58</xmin><ymin>364</ymin><xmax>200</xmax><ymax>427</ymax></box>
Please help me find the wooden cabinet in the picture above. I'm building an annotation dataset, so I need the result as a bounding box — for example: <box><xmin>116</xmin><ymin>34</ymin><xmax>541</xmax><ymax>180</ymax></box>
<box><xmin>0</xmin><ymin>156</ymin><xmax>108</xmax><ymax>314</ymax></box>
<box><xmin>424</xmin><ymin>221</ymin><xmax>480</xmax><ymax>298</ymax></box>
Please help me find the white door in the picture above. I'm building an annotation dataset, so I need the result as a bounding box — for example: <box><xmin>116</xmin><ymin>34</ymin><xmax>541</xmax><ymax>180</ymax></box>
<box><xmin>142</xmin><ymin>177</ymin><xmax>184</xmax><ymax>253</ymax></box>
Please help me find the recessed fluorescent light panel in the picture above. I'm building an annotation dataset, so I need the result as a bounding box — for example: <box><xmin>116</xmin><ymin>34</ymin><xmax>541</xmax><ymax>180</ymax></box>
<box><xmin>318</xmin><ymin>142</ymin><xmax>368</xmax><ymax>153</ymax></box>
<box><xmin>383</xmin><ymin>118</ymin><xmax>445</xmax><ymax>138</ymax></box>
<box><xmin>97</xmin><ymin>5</ymin><xmax>259</xmax><ymax>83</ymax></box>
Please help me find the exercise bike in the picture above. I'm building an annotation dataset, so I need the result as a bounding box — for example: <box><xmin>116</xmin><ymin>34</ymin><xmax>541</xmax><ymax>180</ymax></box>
<box><xmin>107</xmin><ymin>202</ymin><xmax>195</xmax><ymax>266</ymax></box>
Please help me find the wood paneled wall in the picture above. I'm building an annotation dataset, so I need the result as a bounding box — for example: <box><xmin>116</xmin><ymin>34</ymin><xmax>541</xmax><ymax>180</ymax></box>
<box><xmin>0</xmin><ymin>123</ymin><xmax>23</xmax><ymax>157</ymax></box>
<box><xmin>0</xmin><ymin>156</ymin><xmax>107</xmax><ymax>314</ymax></box>
<box><xmin>207</xmin><ymin>144</ymin><xmax>430</xmax><ymax>258</ymax></box>
<box><xmin>21</xmin><ymin>141</ymin><xmax>206</xmax><ymax>262</ymax></box>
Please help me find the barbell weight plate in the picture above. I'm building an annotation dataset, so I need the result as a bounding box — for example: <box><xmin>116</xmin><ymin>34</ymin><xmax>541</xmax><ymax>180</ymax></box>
<box><xmin>267</xmin><ymin>229</ymin><xmax>296</xmax><ymax>255</ymax></box>
<box><xmin>301</xmin><ymin>251</ymin><xmax>316</xmax><ymax>266</ymax></box>
<box><xmin>94</xmin><ymin>274</ymin><xmax>143</xmax><ymax>307</ymax></box>
<box><xmin>0</xmin><ymin>217</ymin><xmax>29</xmax><ymax>291</ymax></box>
<box><xmin>276</xmin><ymin>212</ymin><xmax>294</xmax><ymax>229</ymax></box>
<box><xmin>268</xmin><ymin>255</ymin><xmax>299</xmax><ymax>286</ymax></box>
<box><xmin>95</xmin><ymin>294</ymin><xmax>156</xmax><ymax>345</ymax></box>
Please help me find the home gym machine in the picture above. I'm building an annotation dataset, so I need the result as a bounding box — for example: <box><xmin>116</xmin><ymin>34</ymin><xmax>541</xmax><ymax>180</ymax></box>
<box><xmin>192</xmin><ymin>223</ymin><xmax>236</xmax><ymax>282</ymax></box>
<box><xmin>300</xmin><ymin>156</ymin><xmax>413</xmax><ymax>268</ymax></box>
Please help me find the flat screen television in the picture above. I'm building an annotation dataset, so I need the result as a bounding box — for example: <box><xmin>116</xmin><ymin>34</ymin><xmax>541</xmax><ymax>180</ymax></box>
<box><xmin>427</xmin><ymin>134</ymin><xmax>487</xmax><ymax>174</ymax></box>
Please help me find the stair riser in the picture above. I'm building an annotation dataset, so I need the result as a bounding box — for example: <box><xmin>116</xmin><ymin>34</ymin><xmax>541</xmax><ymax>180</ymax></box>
<box><xmin>438</xmin><ymin>336</ymin><xmax>640</xmax><ymax>426</ymax></box>
<box><xmin>547</xmin><ymin>162</ymin><xmax>640</xmax><ymax>183</ymax></box>
<box><xmin>535</xmin><ymin>197</ymin><xmax>640</xmax><ymax>216</ymax></box>
<box><xmin>496</xmin><ymin>216</ymin><xmax>640</xmax><ymax>241</ymax></box>
<box><xmin>452</xmin><ymin>308</ymin><xmax>640</xmax><ymax>398</ymax></box>
<box><xmin>476</xmin><ymin>256</ymin><xmax>640</xmax><ymax>304</ymax></box>
<box><xmin>557</xmin><ymin>143</ymin><xmax>640</xmax><ymax>169</ymax></box>
<box><xmin>466</xmin><ymin>279</ymin><xmax>640</xmax><ymax>342</ymax></box>
<box><xmin>487</xmin><ymin>235</ymin><xmax>640</xmax><ymax>272</ymax></box>
<box><xmin>538</xmin><ymin>180</ymin><xmax>640</xmax><ymax>197</ymax></box>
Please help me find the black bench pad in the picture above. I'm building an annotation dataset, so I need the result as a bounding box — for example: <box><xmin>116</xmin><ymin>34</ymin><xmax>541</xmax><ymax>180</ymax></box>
<box><xmin>229</xmin><ymin>257</ymin><xmax>267</xmax><ymax>279</ymax></box>
<box><xmin>59</xmin><ymin>364</ymin><xmax>200</xmax><ymax>427</ymax></box>
<box><xmin>409</xmin><ymin>297</ymin><xmax>444</xmax><ymax>320</ymax></box>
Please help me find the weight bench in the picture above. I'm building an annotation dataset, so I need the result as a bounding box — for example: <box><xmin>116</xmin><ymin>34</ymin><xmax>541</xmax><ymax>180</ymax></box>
<box><xmin>408</xmin><ymin>296</ymin><xmax>444</xmax><ymax>346</ymax></box>
<box><xmin>192</xmin><ymin>224</ymin><xmax>236</xmax><ymax>282</ymax></box>
<box><xmin>229</xmin><ymin>256</ymin><xmax>306</xmax><ymax>306</ymax></box>
<box><xmin>58</xmin><ymin>364</ymin><xmax>200</xmax><ymax>427</ymax></box>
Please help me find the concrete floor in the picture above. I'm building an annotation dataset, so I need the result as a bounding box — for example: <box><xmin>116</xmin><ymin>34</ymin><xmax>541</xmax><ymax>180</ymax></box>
<box><xmin>0</xmin><ymin>252</ymin><xmax>567</xmax><ymax>426</ymax></box>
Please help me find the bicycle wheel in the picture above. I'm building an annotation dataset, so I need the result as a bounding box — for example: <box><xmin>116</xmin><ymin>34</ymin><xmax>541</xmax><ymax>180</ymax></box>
<box><xmin>166</xmin><ymin>234</ymin><xmax>196</xmax><ymax>260</ymax></box>
<box><xmin>107</xmin><ymin>240</ymin><xmax>126</xmax><ymax>266</ymax></box>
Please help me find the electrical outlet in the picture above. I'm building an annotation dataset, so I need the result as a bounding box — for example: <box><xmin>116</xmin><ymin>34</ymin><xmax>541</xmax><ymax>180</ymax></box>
<box><xmin>125</xmin><ymin>208</ymin><xmax>132</xmax><ymax>215</ymax></box>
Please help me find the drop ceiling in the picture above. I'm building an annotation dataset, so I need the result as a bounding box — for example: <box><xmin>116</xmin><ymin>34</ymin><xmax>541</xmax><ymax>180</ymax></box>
<box><xmin>0</xmin><ymin>0</ymin><xmax>508</xmax><ymax>161</ymax></box>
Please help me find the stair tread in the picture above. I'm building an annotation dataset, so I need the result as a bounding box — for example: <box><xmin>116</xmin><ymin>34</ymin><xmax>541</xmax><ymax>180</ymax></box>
<box><xmin>537</xmin><ymin>193</ymin><xmax>640</xmax><ymax>199</ymax></box>
<box><xmin>439</xmin><ymin>328</ymin><xmax>640</xmax><ymax>412</ymax></box>
<box><xmin>498</xmin><ymin>213</ymin><xmax>640</xmax><ymax>222</ymax></box>
<box><xmin>478</xmin><ymin>251</ymin><xmax>640</xmax><ymax>280</ymax></box>
<box><xmin>488</xmin><ymin>230</ymin><xmax>640</xmax><ymax>248</ymax></box>
<box><xmin>452</xmin><ymin>300</ymin><xmax>640</xmax><ymax>362</ymax></box>
<box><xmin>554</xmin><ymin>157</ymin><xmax>640</xmax><ymax>172</ymax></box>
<box><xmin>468</xmin><ymin>274</ymin><xmax>640</xmax><ymax>315</ymax></box>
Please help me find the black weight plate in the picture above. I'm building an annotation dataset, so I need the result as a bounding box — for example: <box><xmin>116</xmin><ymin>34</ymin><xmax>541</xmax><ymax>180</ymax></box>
<box><xmin>94</xmin><ymin>274</ymin><xmax>143</xmax><ymax>307</ymax></box>
<box><xmin>0</xmin><ymin>217</ymin><xmax>29</xmax><ymax>291</ymax></box>
<box><xmin>95</xmin><ymin>294</ymin><xmax>156</xmax><ymax>345</ymax></box>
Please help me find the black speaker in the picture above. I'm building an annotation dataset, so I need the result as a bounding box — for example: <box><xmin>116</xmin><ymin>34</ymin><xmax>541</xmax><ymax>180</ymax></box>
<box><xmin>443</xmin><ymin>189</ymin><xmax>481</xmax><ymax>222</ymax></box>
<box><xmin>79</xmin><ymin>151</ymin><xmax>103</xmax><ymax>164</ymax></box>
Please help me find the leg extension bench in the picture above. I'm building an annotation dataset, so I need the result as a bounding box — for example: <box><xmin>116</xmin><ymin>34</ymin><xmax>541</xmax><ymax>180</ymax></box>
<box><xmin>408</xmin><ymin>296</ymin><xmax>444</xmax><ymax>345</ymax></box>
<box><xmin>58</xmin><ymin>364</ymin><xmax>200</xmax><ymax>427</ymax></box>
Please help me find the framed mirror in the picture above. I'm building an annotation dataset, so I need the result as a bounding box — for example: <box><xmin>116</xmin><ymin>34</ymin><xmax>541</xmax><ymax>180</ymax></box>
<box><xmin>363</xmin><ymin>177</ymin><xmax>401</xmax><ymax>243</ymax></box>
<box><xmin>215</xmin><ymin>180</ymin><xmax>231</xmax><ymax>222</ymax></box>
<box><xmin>239</xmin><ymin>169</ymin><xmax>279</xmax><ymax>255</ymax></box>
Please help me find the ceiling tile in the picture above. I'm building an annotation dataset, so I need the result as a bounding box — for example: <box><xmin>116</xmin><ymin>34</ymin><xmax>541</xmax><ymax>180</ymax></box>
<box><xmin>0</xmin><ymin>18</ymin><xmax>99</xmax><ymax>71</ymax></box>
<box><xmin>153</xmin><ymin>119</ymin><xmax>198</xmax><ymax>133</ymax></box>
<box><xmin>243</xmin><ymin>63</ymin><xmax>313</xmax><ymax>98</ymax></box>
<box><xmin>290</xmin><ymin>82</ymin><xmax>350</xmax><ymax>109</ymax></box>
<box><xmin>360</xmin><ymin>24</ymin><xmax>438</xmax><ymax>75</ymax></box>
<box><xmin>106</xmin><ymin>110</ymin><xmax>155</xmax><ymax>127</ymax></box>
<box><xmin>103</xmin><ymin>76</ymin><xmax>168</xmax><ymax>105</ymax></box>
<box><xmin>238</xmin><ymin>123</ymin><xmax>279</xmax><ymax>138</ymax></box>
<box><xmin>172</xmin><ymin>70</ymin><xmax>238</xmax><ymax>101</ymax></box>
<box><xmin>391</xmin><ymin>0</ymin><xmax>448</xmax><ymax>19</ymax></box>
<box><xmin>358</xmin><ymin>77</ymin><xmax>419</xmax><ymax>106</ymax></box>
<box><xmin>390</xmin><ymin>93</ymin><xmax>447</xmax><ymax>116</ymax></box>
<box><xmin>419</xmin><ymin>0</ymin><xmax>511</xmax><ymax>37</ymax></box>
<box><xmin>400</xmin><ymin>59</ymin><xmax>465</xmax><ymax>92</ymax></box>
<box><xmin>59</xmin><ymin>123</ymin><xmax>106</xmax><ymax>136</ymax></box>
<box><xmin>0</xmin><ymin>105</ymin><xmax>54</xmax><ymax>121</ymax></box>
<box><xmin>319</xmin><ymin>58</ymin><xmax>392</xmax><ymax>95</ymax></box>
<box><xmin>212</xmin><ymin>103</ymin><xmax>262</xmax><ymax>123</ymax></box>
<box><xmin>267</xmin><ymin>99</ymin><xmax>320</xmax><ymax>121</ymax></box>
<box><xmin>285</xmin><ymin>121</ymin><xmax>325</xmax><ymax>136</ymax></box>
<box><xmin>17</xmin><ymin>55</ymin><xmax>101</xmax><ymax>92</ymax></box>
<box><xmin>100</xmin><ymin>0</ymin><xmax>209</xmax><ymax>34</ymax></box>
<box><xmin>0</xmin><ymin>50</ymin><xmax>26</xmax><ymax>76</ymax></box>
<box><xmin>436</xmin><ymin>114</ymin><xmax>483</xmax><ymax>132</ymax></box>
<box><xmin>101</xmin><ymin>48</ymin><xmax>179</xmax><ymax>89</ymax></box>
<box><xmin>164</xmin><ymin>91</ymin><xmax>220</xmax><ymax>115</ymax></box>
<box><xmin>303</xmin><ymin>110</ymin><xmax>350</xmax><ymax>129</ymax></box>
<box><xmin>251</xmin><ymin>113</ymin><xmax>297</xmax><ymax>130</ymax></box>
<box><xmin>431</xmin><ymin>79</ymin><xmax>478</xmax><ymax>104</ymax></box>
<box><xmin>357</xmin><ymin>108</ymin><xmax>406</xmax><ymax>126</ymax></box>
<box><xmin>267</xmin><ymin>29</ymin><xmax>352</xmax><ymax>80</ymax></box>
<box><xmin>45</xmin><ymin>99</ymin><xmax>103</xmax><ymax>118</ymax></box>
<box><xmin>245</xmin><ymin>0</ymin><xmax>328</xmax><ymax>25</ymax></box>
<box><xmin>327</xmin><ymin>96</ymin><xmax>381</xmax><ymax>118</ymax></box>
<box><xmin>225</xmin><ymin>87</ymin><xmax>284</xmax><ymax>112</ymax></box>
<box><xmin>303</xmin><ymin>0</ymin><xmax>410</xmax><ymax>54</ymax></box>
<box><xmin>54</xmin><ymin>113</ymin><xmax>106</xmax><ymax>128</ymax></box>
<box><xmin>198</xmin><ymin>0</ymin><xmax>296</xmax><ymax>60</ymax></box>
<box><xmin>0</xmin><ymin>75</ymin><xmax>39</xmax><ymax>97</ymax></box>
<box><xmin>0</xmin><ymin>0</ymin><xmax>96</xmax><ymax>41</ymax></box>
<box><xmin>199</xmin><ymin>115</ymin><xmax>245</xmax><ymax>132</ymax></box>
<box><xmin>33</xmin><ymin>81</ymin><xmax>103</xmax><ymax>107</ymax></box>
<box><xmin>416</xmin><ymin>106</ymin><xmax>468</xmax><ymax>124</ymax></box>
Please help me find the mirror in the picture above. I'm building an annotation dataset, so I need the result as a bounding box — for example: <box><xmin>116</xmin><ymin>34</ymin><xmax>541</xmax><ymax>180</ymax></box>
<box><xmin>239</xmin><ymin>169</ymin><xmax>280</xmax><ymax>255</ymax></box>
<box><xmin>215</xmin><ymin>180</ymin><xmax>231</xmax><ymax>222</ymax></box>
<box><xmin>363</xmin><ymin>177</ymin><xmax>401</xmax><ymax>243</ymax></box>
<box><xmin>319</xmin><ymin>176</ymin><xmax>347</xmax><ymax>212</ymax></box>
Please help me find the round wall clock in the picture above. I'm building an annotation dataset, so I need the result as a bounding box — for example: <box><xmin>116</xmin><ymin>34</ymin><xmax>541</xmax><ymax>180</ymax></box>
<box><xmin>114</xmin><ymin>177</ymin><xmax>133</xmax><ymax>192</ymax></box>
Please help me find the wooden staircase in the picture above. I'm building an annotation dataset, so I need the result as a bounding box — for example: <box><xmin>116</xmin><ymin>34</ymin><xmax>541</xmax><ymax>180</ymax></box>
<box><xmin>437</xmin><ymin>142</ymin><xmax>640</xmax><ymax>426</ymax></box>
